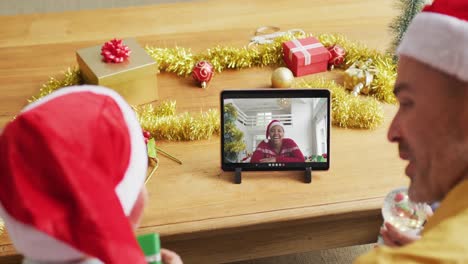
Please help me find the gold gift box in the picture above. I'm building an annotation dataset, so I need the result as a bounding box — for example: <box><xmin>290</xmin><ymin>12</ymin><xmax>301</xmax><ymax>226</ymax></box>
<box><xmin>76</xmin><ymin>38</ymin><xmax>158</xmax><ymax>105</ymax></box>
<box><xmin>343</xmin><ymin>60</ymin><xmax>377</xmax><ymax>96</ymax></box>
<box><xmin>343</xmin><ymin>67</ymin><xmax>372</xmax><ymax>95</ymax></box>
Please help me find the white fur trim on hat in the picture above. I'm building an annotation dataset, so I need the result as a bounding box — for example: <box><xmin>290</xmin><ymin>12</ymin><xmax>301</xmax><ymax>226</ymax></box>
<box><xmin>397</xmin><ymin>12</ymin><xmax>468</xmax><ymax>82</ymax></box>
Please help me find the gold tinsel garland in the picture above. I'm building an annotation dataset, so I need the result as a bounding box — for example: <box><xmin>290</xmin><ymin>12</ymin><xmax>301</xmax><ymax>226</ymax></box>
<box><xmin>145</xmin><ymin>33</ymin><xmax>397</xmax><ymax>104</ymax></box>
<box><xmin>296</xmin><ymin>79</ymin><xmax>384</xmax><ymax>129</ymax></box>
<box><xmin>28</xmin><ymin>68</ymin><xmax>82</xmax><ymax>103</ymax></box>
<box><xmin>29</xmin><ymin>33</ymin><xmax>396</xmax><ymax>133</ymax></box>
<box><xmin>27</xmin><ymin>70</ymin><xmax>220</xmax><ymax>141</ymax></box>
<box><xmin>316</xmin><ymin>34</ymin><xmax>397</xmax><ymax>104</ymax></box>
<box><xmin>135</xmin><ymin>102</ymin><xmax>220</xmax><ymax>141</ymax></box>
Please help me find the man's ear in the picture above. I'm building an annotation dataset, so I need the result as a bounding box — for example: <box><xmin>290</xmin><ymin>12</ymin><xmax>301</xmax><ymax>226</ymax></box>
<box><xmin>128</xmin><ymin>186</ymin><xmax>148</xmax><ymax>230</ymax></box>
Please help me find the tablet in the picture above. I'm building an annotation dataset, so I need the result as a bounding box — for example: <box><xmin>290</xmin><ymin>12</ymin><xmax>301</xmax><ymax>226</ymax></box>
<box><xmin>221</xmin><ymin>89</ymin><xmax>330</xmax><ymax>173</ymax></box>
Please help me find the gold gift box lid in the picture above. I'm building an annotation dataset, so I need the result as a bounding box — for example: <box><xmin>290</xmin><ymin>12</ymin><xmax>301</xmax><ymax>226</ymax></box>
<box><xmin>76</xmin><ymin>38</ymin><xmax>157</xmax><ymax>86</ymax></box>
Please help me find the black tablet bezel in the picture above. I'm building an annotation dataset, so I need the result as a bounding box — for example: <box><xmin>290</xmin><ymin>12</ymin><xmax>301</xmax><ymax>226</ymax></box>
<box><xmin>221</xmin><ymin>89</ymin><xmax>330</xmax><ymax>171</ymax></box>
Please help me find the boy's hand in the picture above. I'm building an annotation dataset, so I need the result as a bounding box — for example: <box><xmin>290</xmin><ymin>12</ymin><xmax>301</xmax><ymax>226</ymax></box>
<box><xmin>161</xmin><ymin>248</ymin><xmax>183</xmax><ymax>264</ymax></box>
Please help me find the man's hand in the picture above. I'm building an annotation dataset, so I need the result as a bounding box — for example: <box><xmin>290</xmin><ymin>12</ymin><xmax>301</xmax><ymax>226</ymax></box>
<box><xmin>380</xmin><ymin>204</ymin><xmax>433</xmax><ymax>247</ymax></box>
<box><xmin>260</xmin><ymin>157</ymin><xmax>276</xmax><ymax>163</ymax></box>
<box><xmin>380</xmin><ymin>222</ymin><xmax>420</xmax><ymax>247</ymax></box>
<box><xmin>161</xmin><ymin>248</ymin><xmax>183</xmax><ymax>264</ymax></box>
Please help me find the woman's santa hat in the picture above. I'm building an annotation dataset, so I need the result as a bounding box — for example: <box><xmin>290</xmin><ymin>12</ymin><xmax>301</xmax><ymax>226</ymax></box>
<box><xmin>397</xmin><ymin>0</ymin><xmax>468</xmax><ymax>82</ymax></box>
<box><xmin>0</xmin><ymin>86</ymin><xmax>148</xmax><ymax>263</ymax></box>
<box><xmin>264</xmin><ymin>120</ymin><xmax>284</xmax><ymax>143</ymax></box>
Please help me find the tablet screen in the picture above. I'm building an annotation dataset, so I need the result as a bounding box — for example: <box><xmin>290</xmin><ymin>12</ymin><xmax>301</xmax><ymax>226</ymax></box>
<box><xmin>221</xmin><ymin>89</ymin><xmax>330</xmax><ymax>171</ymax></box>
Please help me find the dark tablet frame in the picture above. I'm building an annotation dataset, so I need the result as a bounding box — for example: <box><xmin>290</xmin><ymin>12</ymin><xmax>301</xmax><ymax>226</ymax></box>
<box><xmin>221</xmin><ymin>89</ymin><xmax>330</xmax><ymax>172</ymax></box>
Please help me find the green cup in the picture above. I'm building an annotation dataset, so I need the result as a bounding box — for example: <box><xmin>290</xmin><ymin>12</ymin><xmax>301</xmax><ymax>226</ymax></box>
<box><xmin>137</xmin><ymin>233</ymin><xmax>162</xmax><ymax>264</ymax></box>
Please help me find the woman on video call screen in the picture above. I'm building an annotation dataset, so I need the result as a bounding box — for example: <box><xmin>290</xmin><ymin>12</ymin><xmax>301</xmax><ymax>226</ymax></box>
<box><xmin>250</xmin><ymin>120</ymin><xmax>305</xmax><ymax>163</ymax></box>
<box><xmin>224</xmin><ymin>97</ymin><xmax>328</xmax><ymax>164</ymax></box>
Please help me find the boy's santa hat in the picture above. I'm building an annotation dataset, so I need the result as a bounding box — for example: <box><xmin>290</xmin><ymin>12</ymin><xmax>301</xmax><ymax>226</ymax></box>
<box><xmin>397</xmin><ymin>0</ymin><xmax>468</xmax><ymax>82</ymax></box>
<box><xmin>264</xmin><ymin>120</ymin><xmax>284</xmax><ymax>143</ymax></box>
<box><xmin>0</xmin><ymin>86</ymin><xmax>148</xmax><ymax>263</ymax></box>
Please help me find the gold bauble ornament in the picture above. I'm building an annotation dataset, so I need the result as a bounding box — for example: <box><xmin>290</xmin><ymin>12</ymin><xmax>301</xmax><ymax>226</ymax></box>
<box><xmin>271</xmin><ymin>67</ymin><xmax>294</xmax><ymax>88</ymax></box>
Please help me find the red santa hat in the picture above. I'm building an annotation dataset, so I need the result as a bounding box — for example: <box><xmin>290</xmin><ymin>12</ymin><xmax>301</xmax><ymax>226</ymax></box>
<box><xmin>0</xmin><ymin>85</ymin><xmax>147</xmax><ymax>263</ymax></box>
<box><xmin>264</xmin><ymin>120</ymin><xmax>284</xmax><ymax>143</ymax></box>
<box><xmin>397</xmin><ymin>0</ymin><xmax>468</xmax><ymax>82</ymax></box>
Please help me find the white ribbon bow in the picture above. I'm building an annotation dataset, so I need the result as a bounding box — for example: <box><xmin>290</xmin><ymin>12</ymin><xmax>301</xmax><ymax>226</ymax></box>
<box><xmin>249</xmin><ymin>27</ymin><xmax>305</xmax><ymax>46</ymax></box>
<box><xmin>289</xmin><ymin>39</ymin><xmax>323</xmax><ymax>66</ymax></box>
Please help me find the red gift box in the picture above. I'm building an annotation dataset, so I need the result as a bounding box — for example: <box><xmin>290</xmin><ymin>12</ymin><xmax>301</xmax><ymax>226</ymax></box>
<box><xmin>282</xmin><ymin>37</ymin><xmax>330</xmax><ymax>77</ymax></box>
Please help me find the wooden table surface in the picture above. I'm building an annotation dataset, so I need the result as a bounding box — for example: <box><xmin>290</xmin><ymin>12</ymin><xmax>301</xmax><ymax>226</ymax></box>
<box><xmin>0</xmin><ymin>0</ymin><xmax>406</xmax><ymax>263</ymax></box>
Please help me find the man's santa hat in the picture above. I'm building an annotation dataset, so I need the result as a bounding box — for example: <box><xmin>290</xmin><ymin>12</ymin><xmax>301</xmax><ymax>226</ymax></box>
<box><xmin>264</xmin><ymin>120</ymin><xmax>284</xmax><ymax>143</ymax></box>
<box><xmin>0</xmin><ymin>86</ymin><xmax>148</xmax><ymax>263</ymax></box>
<box><xmin>397</xmin><ymin>0</ymin><xmax>468</xmax><ymax>82</ymax></box>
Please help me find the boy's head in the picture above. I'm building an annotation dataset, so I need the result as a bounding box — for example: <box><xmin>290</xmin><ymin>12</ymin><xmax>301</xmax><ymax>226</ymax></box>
<box><xmin>0</xmin><ymin>85</ymin><xmax>148</xmax><ymax>263</ymax></box>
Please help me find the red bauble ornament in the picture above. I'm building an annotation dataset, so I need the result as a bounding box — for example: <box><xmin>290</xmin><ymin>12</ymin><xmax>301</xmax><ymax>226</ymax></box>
<box><xmin>192</xmin><ymin>61</ymin><xmax>214</xmax><ymax>88</ymax></box>
<box><xmin>143</xmin><ymin>130</ymin><xmax>151</xmax><ymax>139</ymax></box>
<box><xmin>142</xmin><ymin>130</ymin><xmax>152</xmax><ymax>144</ymax></box>
<box><xmin>394</xmin><ymin>192</ymin><xmax>405</xmax><ymax>203</ymax></box>
<box><xmin>101</xmin><ymin>39</ymin><xmax>131</xmax><ymax>63</ymax></box>
<box><xmin>327</xmin><ymin>45</ymin><xmax>346</xmax><ymax>69</ymax></box>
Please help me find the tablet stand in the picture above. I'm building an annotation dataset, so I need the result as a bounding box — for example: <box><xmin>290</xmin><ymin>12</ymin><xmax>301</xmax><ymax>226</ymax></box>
<box><xmin>304</xmin><ymin>167</ymin><xmax>312</xmax><ymax>183</ymax></box>
<box><xmin>235</xmin><ymin>167</ymin><xmax>242</xmax><ymax>184</ymax></box>
<box><xmin>234</xmin><ymin>167</ymin><xmax>312</xmax><ymax>184</ymax></box>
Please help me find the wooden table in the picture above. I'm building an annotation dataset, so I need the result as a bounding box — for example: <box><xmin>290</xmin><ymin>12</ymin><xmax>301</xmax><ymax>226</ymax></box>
<box><xmin>0</xmin><ymin>0</ymin><xmax>406</xmax><ymax>263</ymax></box>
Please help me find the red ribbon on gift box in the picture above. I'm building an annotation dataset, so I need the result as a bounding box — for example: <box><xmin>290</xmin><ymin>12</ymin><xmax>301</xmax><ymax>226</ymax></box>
<box><xmin>289</xmin><ymin>39</ymin><xmax>323</xmax><ymax>66</ymax></box>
